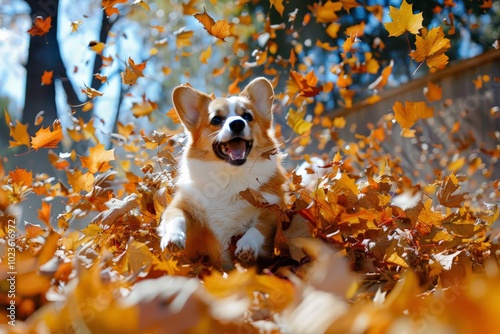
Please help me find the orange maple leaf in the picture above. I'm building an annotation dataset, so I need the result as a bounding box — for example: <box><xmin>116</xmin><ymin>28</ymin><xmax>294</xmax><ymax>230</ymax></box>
<box><xmin>384</xmin><ymin>0</ymin><xmax>423</xmax><ymax>37</ymax></box>
<box><xmin>424</xmin><ymin>81</ymin><xmax>442</xmax><ymax>102</ymax></box>
<box><xmin>37</xmin><ymin>201</ymin><xmax>52</xmax><ymax>227</ymax></box>
<box><xmin>41</xmin><ymin>70</ymin><xmax>53</xmax><ymax>86</ymax></box>
<box><xmin>121</xmin><ymin>57</ymin><xmax>147</xmax><ymax>85</ymax></box>
<box><xmin>269</xmin><ymin>0</ymin><xmax>285</xmax><ymax>16</ymax></box>
<box><xmin>368</xmin><ymin>60</ymin><xmax>394</xmax><ymax>90</ymax></box>
<box><xmin>28</xmin><ymin>16</ymin><xmax>52</xmax><ymax>37</ymax></box>
<box><xmin>81</xmin><ymin>84</ymin><xmax>104</xmax><ymax>99</ymax></box>
<box><xmin>193</xmin><ymin>7</ymin><xmax>231</xmax><ymax>41</ymax></box>
<box><xmin>102</xmin><ymin>0</ymin><xmax>128</xmax><ymax>17</ymax></box>
<box><xmin>340</xmin><ymin>0</ymin><xmax>360</xmax><ymax>13</ymax></box>
<box><xmin>8</xmin><ymin>120</ymin><xmax>31</xmax><ymax>149</ymax></box>
<box><xmin>67</xmin><ymin>168</ymin><xmax>95</xmax><ymax>193</ymax></box>
<box><xmin>9</xmin><ymin>168</ymin><xmax>33</xmax><ymax>187</ymax></box>
<box><xmin>31</xmin><ymin>126</ymin><xmax>64</xmax><ymax>150</ymax></box>
<box><xmin>410</xmin><ymin>26</ymin><xmax>451</xmax><ymax>70</ymax></box>
<box><xmin>314</xmin><ymin>0</ymin><xmax>343</xmax><ymax>23</ymax></box>
<box><xmin>290</xmin><ymin>70</ymin><xmax>323</xmax><ymax>97</ymax></box>
<box><xmin>393</xmin><ymin>100</ymin><xmax>434</xmax><ymax>129</ymax></box>
<box><xmin>80</xmin><ymin>143</ymin><xmax>115</xmax><ymax>173</ymax></box>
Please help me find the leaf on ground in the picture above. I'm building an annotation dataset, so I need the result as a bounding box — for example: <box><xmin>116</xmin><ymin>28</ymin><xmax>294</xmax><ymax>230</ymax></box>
<box><xmin>384</xmin><ymin>0</ymin><xmax>423</xmax><ymax>37</ymax></box>
<box><xmin>80</xmin><ymin>143</ymin><xmax>115</xmax><ymax>173</ymax></box>
<box><xmin>436</xmin><ymin>173</ymin><xmax>467</xmax><ymax>208</ymax></box>
<box><xmin>91</xmin><ymin>193</ymin><xmax>139</xmax><ymax>226</ymax></box>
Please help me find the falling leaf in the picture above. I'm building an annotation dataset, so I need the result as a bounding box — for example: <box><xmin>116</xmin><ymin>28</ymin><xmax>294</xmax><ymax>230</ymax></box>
<box><xmin>131</xmin><ymin>98</ymin><xmax>158</xmax><ymax>118</ymax></box>
<box><xmin>37</xmin><ymin>201</ymin><xmax>52</xmax><ymax>227</ymax></box>
<box><xmin>9</xmin><ymin>168</ymin><xmax>33</xmax><ymax>187</ymax></box>
<box><xmin>315</xmin><ymin>0</ymin><xmax>343</xmax><ymax>23</ymax></box>
<box><xmin>28</xmin><ymin>16</ymin><xmax>52</xmax><ymax>36</ymax></box>
<box><xmin>270</xmin><ymin>0</ymin><xmax>285</xmax><ymax>16</ymax></box>
<box><xmin>290</xmin><ymin>70</ymin><xmax>323</xmax><ymax>97</ymax></box>
<box><xmin>287</xmin><ymin>108</ymin><xmax>312</xmax><ymax>135</ymax></box>
<box><xmin>200</xmin><ymin>45</ymin><xmax>212</xmax><ymax>64</ymax></box>
<box><xmin>340</xmin><ymin>0</ymin><xmax>360</xmax><ymax>13</ymax></box>
<box><xmin>31</xmin><ymin>126</ymin><xmax>64</xmax><ymax>150</ymax></box>
<box><xmin>70</xmin><ymin>20</ymin><xmax>83</xmax><ymax>32</ymax></box>
<box><xmin>81</xmin><ymin>84</ymin><xmax>104</xmax><ymax>99</ymax></box>
<box><xmin>193</xmin><ymin>7</ymin><xmax>231</xmax><ymax>41</ymax></box>
<box><xmin>410</xmin><ymin>26</ymin><xmax>451</xmax><ymax>70</ymax></box>
<box><xmin>174</xmin><ymin>28</ymin><xmax>194</xmax><ymax>48</ymax></box>
<box><xmin>67</xmin><ymin>168</ymin><xmax>95</xmax><ymax>193</ymax></box>
<box><xmin>132</xmin><ymin>0</ymin><xmax>150</xmax><ymax>11</ymax></box>
<box><xmin>166</xmin><ymin>108</ymin><xmax>181</xmax><ymax>124</ymax></box>
<box><xmin>102</xmin><ymin>0</ymin><xmax>128</xmax><ymax>17</ymax></box>
<box><xmin>368</xmin><ymin>60</ymin><xmax>393</xmax><ymax>90</ymax></box>
<box><xmin>88</xmin><ymin>41</ymin><xmax>105</xmax><ymax>54</ymax></box>
<box><xmin>8</xmin><ymin>120</ymin><xmax>31</xmax><ymax>149</ymax></box>
<box><xmin>80</xmin><ymin>143</ymin><xmax>115</xmax><ymax>173</ymax></box>
<box><xmin>326</xmin><ymin>23</ymin><xmax>341</xmax><ymax>39</ymax></box>
<box><xmin>393</xmin><ymin>100</ymin><xmax>434</xmax><ymax>129</ymax></box>
<box><xmin>384</xmin><ymin>0</ymin><xmax>423</xmax><ymax>37</ymax></box>
<box><xmin>41</xmin><ymin>70</ymin><xmax>53</xmax><ymax>86</ymax></box>
<box><xmin>121</xmin><ymin>57</ymin><xmax>147</xmax><ymax>85</ymax></box>
<box><xmin>424</xmin><ymin>81</ymin><xmax>442</xmax><ymax>102</ymax></box>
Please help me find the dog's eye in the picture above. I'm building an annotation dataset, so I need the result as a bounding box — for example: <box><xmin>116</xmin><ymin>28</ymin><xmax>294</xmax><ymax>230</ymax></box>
<box><xmin>241</xmin><ymin>112</ymin><xmax>253</xmax><ymax>121</ymax></box>
<box><xmin>211</xmin><ymin>116</ymin><xmax>223</xmax><ymax>125</ymax></box>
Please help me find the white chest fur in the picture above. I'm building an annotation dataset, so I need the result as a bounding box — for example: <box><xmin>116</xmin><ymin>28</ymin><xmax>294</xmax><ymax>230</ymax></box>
<box><xmin>177</xmin><ymin>158</ymin><xmax>278</xmax><ymax>246</ymax></box>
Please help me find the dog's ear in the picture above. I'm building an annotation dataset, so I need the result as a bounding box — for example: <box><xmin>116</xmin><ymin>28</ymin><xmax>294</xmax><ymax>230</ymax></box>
<box><xmin>240</xmin><ymin>77</ymin><xmax>274</xmax><ymax>121</ymax></box>
<box><xmin>172</xmin><ymin>85</ymin><xmax>212</xmax><ymax>131</ymax></box>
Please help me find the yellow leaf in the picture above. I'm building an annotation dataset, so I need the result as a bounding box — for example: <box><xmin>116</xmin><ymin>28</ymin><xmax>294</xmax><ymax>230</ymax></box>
<box><xmin>8</xmin><ymin>120</ymin><xmax>31</xmax><ymax>149</ymax></box>
<box><xmin>31</xmin><ymin>126</ymin><xmax>64</xmax><ymax>150</ymax></box>
<box><xmin>88</xmin><ymin>41</ymin><xmax>105</xmax><ymax>54</ymax></box>
<box><xmin>287</xmin><ymin>108</ymin><xmax>312</xmax><ymax>135</ymax></box>
<box><xmin>70</xmin><ymin>20</ymin><xmax>82</xmax><ymax>32</ymax></box>
<box><xmin>193</xmin><ymin>7</ymin><xmax>231</xmax><ymax>41</ymax></box>
<box><xmin>199</xmin><ymin>44</ymin><xmax>212</xmax><ymax>64</ymax></box>
<box><xmin>270</xmin><ymin>0</ymin><xmax>285</xmax><ymax>15</ymax></box>
<box><xmin>410</xmin><ymin>26</ymin><xmax>451</xmax><ymax>70</ymax></box>
<box><xmin>316</xmin><ymin>0</ymin><xmax>343</xmax><ymax>23</ymax></box>
<box><xmin>424</xmin><ymin>81</ymin><xmax>442</xmax><ymax>102</ymax></box>
<box><xmin>384</xmin><ymin>0</ymin><xmax>423</xmax><ymax>37</ymax></box>
<box><xmin>80</xmin><ymin>143</ymin><xmax>115</xmax><ymax>173</ymax></box>
<box><xmin>67</xmin><ymin>168</ymin><xmax>95</xmax><ymax>193</ymax></box>
<box><xmin>175</xmin><ymin>28</ymin><xmax>194</xmax><ymax>48</ymax></box>
<box><xmin>393</xmin><ymin>100</ymin><xmax>434</xmax><ymax>129</ymax></box>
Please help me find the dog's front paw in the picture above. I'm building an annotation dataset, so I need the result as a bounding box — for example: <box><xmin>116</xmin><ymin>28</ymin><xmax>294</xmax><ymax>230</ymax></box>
<box><xmin>235</xmin><ymin>227</ymin><xmax>264</xmax><ymax>262</ymax></box>
<box><xmin>158</xmin><ymin>216</ymin><xmax>186</xmax><ymax>255</ymax></box>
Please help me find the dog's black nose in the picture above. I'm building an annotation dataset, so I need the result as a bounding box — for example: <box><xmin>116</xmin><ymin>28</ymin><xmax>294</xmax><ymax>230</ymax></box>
<box><xmin>229</xmin><ymin>119</ymin><xmax>245</xmax><ymax>133</ymax></box>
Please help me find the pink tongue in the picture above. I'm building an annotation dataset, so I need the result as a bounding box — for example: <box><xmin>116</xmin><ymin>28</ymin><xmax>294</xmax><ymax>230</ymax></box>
<box><xmin>227</xmin><ymin>141</ymin><xmax>247</xmax><ymax>160</ymax></box>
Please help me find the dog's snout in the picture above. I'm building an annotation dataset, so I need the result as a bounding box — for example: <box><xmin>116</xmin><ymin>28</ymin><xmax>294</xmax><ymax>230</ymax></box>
<box><xmin>229</xmin><ymin>119</ymin><xmax>245</xmax><ymax>133</ymax></box>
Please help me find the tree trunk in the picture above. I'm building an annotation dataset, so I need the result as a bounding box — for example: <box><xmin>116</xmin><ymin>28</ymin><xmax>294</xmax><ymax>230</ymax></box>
<box><xmin>22</xmin><ymin>0</ymin><xmax>82</xmax><ymax>129</ymax></box>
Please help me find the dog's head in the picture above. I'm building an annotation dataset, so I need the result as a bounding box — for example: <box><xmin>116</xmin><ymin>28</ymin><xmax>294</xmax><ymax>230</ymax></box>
<box><xmin>172</xmin><ymin>77</ymin><xmax>278</xmax><ymax>166</ymax></box>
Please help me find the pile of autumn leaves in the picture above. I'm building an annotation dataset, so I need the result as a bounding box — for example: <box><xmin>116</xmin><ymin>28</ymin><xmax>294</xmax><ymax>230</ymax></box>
<box><xmin>1</xmin><ymin>120</ymin><xmax>500</xmax><ymax>333</ymax></box>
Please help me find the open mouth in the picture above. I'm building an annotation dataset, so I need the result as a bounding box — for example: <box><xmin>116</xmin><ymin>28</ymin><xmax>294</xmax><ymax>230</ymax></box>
<box><xmin>213</xmin><ymin>138</ymin><xmax>253</xmax><ymax>166</ymax></box>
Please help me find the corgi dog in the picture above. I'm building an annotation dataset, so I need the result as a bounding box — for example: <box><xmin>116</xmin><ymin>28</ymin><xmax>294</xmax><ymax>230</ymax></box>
<box><xmin>158</xmin><ymin>77</ymin><xmax>286</xmax><ymax>268</ymax></box>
